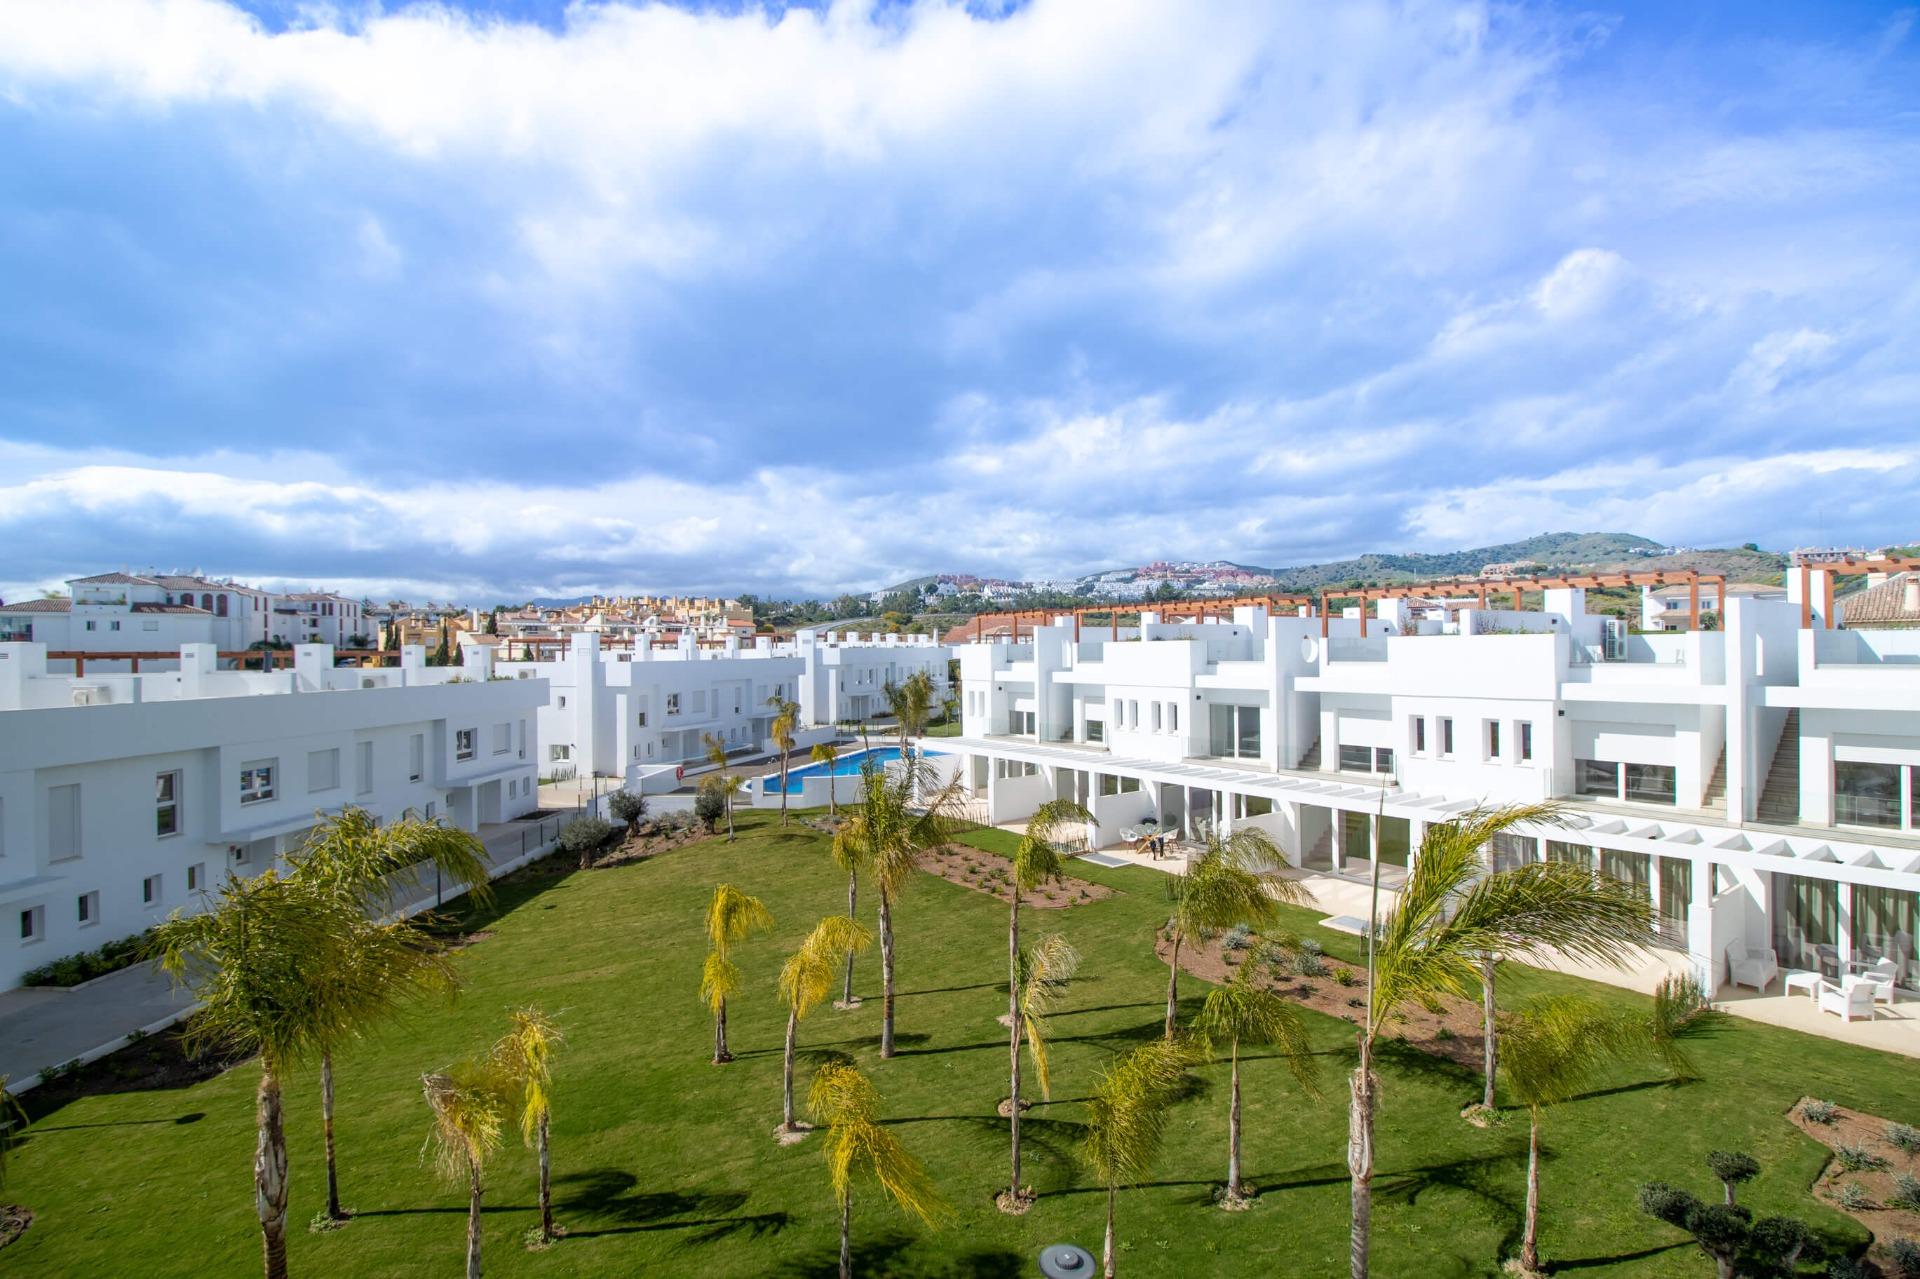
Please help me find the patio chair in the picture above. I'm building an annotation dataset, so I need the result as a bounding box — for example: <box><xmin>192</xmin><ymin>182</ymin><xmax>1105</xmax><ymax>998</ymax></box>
<box><xmin>1817</xmin><ymin>978</ymin><xmax>1877</xmax><ymax>1022</ymax></box>
<box><xmin>1856</xmin><ymin>957</ymin><xmax>1899</xmax><ymax>1006</ymax></box>
<box><xmin>1726</xmin><ymin>940</ymin><xmax>1779</xmax><ymax>993</ymax></box>
<box><xmin>1118</xmin><ymin>825</ymin><xmax>1141</xmax><ymax>844</ymax></box>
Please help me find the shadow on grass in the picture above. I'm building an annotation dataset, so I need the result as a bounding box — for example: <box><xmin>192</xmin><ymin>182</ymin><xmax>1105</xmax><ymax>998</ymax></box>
<box><xmin>896</xmin><ymin>982</ymin><xmax>1004</xmax><ymax>998</ymax></box>
<box><xmin>553</xmin><ymin>1169</ymin><xmax>792</xmax><ymax>1242</ymax></box>
<box><xmin>1547</xmin><ymin>1240</ymin><xmax>1691</xmax><ymax>1270</ymax></box>
<box><xmin>26</xmin><ymin>1111</ymin><xmax>205</xmax><ymax>1133</ymax></box>
<box><xmin>763</xmin><ymin>1228</ymin><xmax>1024</xmax><ymax>1278</ymax></box>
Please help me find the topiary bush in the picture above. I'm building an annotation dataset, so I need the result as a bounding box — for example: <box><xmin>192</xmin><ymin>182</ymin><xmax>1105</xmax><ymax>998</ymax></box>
<box><xmin>608</xmin><ymin>790</ymin><xmax>648</xmax><ymax>837</ymax></box>
<box><xmin>1707</xmin><ymin>1150</ymin><xmax>1761</xmax><ymax>1206</ymax></box>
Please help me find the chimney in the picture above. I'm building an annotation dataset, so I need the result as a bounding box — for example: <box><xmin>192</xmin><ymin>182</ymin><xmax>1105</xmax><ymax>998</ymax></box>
<box><xmin>1905</xmin><ymin>578</ymin><xmax>1919</xmax><ymax>616</ymax></box>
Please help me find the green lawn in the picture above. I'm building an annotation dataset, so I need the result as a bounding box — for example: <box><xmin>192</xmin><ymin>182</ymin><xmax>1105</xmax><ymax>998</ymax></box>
<box><xmin>2</xmin><ymin>811</ymin><xmax>1915</xmax><ymax>1277</ymax></box>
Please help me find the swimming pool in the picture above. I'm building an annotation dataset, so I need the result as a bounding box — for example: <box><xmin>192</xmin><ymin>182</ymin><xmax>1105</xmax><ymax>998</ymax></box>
<box><xmin>760</xmin><ymin>746</ymin><xmax>944</xmax><ymax>794</ymax></box>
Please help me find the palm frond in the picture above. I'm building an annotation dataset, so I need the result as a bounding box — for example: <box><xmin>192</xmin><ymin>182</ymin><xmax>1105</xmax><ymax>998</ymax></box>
<box><xmin>780</xmin><ymin>915</ymin><xmax>873</xmax><ymax>1020</ymax></box>
<box><xmin>1017</xmin><ymin>934</ymin><xmax>1081</xmax><ymax>1099</ymax></box>
<box><xmin>1498</xmin><ymin>994</ymin><xmax>1648</xmax><ymax>1111</ymax></box>
<box><xmin>1649</xmin><ymin>974</ymin><xmax>1720</xmax><ymax>1081</ymax></box>
<box><xmin>1196</xmin><ymin>964</ymin><xmax>1320</xmax><ymax>1097</ymax></box>
<box><xmin>288</xmin><ymin>806</ymin><xmax>494</xmax><ymax>913</ymax></box>
<box><xmin>490</xmin><ymin>1007</ymin><xmax>564</xmax><ymax>1145</ymax></box>
<box><xmin>706</xmin><ymin>884</ymin><xmax>774</xmax><ymax>953</ymax></box>
<box><xmin>809</xmin><ymin>1062</ymin><xmax>946</xmax><ymax>1226</ymax></box>
<box><xmin>700</xmin><ymin>952</ymin><xmax>742</xmax><ymax>1015</ymax></box>
<box><xmin>1014</xmin><ymin>801</ymin><xmax>1091</xmax><ymax>892</ymax></box>
<box><xmin>1078</xmin><ymin>1036</ymin><xmax>1199</xmax><ymax>1187</ymax></box>
<box><xmin>420</xmin><ymin>1058</ymin><xmax>512</xmax><ymax>1182</ymax></box>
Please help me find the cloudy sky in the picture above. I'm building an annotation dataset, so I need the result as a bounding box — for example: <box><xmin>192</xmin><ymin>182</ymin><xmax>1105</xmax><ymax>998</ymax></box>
<box><xmin>1</xmin><ymin>0</ymin><xmax>1917</xmax><ymax>603</ymax></box>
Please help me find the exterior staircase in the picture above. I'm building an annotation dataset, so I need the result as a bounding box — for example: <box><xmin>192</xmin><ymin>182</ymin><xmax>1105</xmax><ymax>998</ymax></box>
<box><xmin>1296</xmin><ymin>736</ymin><xmax>1321</xmax><ymax>771</ymax></box>
<box><xmin>1756</xmin><ymin>709</ymin><xmax>1802</xmax><ymax>826</ymax></box>
<box><xmin>1702</xmin><ymin>749</ymin><xmax>1727</xmax><ymax>814</ymax></box>
<box><xmin>1306</xmin><ymin>829</ymin><xmax>1333</xmax><ymax>869</ymax></box>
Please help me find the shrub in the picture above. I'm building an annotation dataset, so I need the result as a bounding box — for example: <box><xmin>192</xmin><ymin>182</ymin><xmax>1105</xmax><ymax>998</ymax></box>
<box><xmin>694</xmin><ymin>789</ymin><xmax>727</xmax><ymax>831</ymax></box>
<box><xmin>21</xmin><ymin>930</ymin><xmax>153</xmax><ymax>988</ymax></box>
<box><xmin>1638</xmin><ymin>1182</ymin><xmax>1698</xmax><ymax>1229</ymax></box>
<box><xmin>1891</xmin><ymin>1124</ymin><xmax>1920</xmax><ymax>1155</ymax></box>
<box><xmin>1295</xmin><ymin>951</ymin><xmax>1327</xmax><ymax>978</ymax></box>
<box><xmin>1222</xmin><ymin>924</ymin><xmax>1252</xmax><ymax>953</ymax></box>
<box><xmin>558</xmin><ymin>815</ymin><xmax>614</xmax><ymax>867</ymax></box>
<box><xmin>1829</xmin><ymin>1258</ymin><xmax>1873</xmax><ymax>1279</ymax></box>
<box><xmin>1893</xmin><ymin>1173</ymin><xmax>1920</xmax><ymax>1212</ymax></box>
<box><xmin>1836</xmin><ymin>1145</ymin><xmax>1888</xmax><ymax>1173</ymax></box>
<box><xmin>1435</xmin><ymin>1026</ymin><xmax>1454</xmax><ymax>1042</ymax></box>
<box><xmin>1837</xmin><ymin>1182</ymin><xmax>1872</xmax><ymax>1211</ymax></box>
<box><xmin>1890</xmin><ymin>1238</ymin><xmax>1920</xmax><ymax>1279</ymax></box>
<box><xmin>1707</xmin><ymin>1150</ymin><xmax>1761</xmax><ymax>1204</ymax></box>
<box><xmin>1331</xmin><ymin>967</ymin><xmax>1357</xmax><ymax>987</ymax></box>
<box><xmin>607</xmin><ymin>790</ymin><xmax>648</xmax><ymax>834</ymax></box>
<box><xmin>1803</xmin><ymin>1099</ymin><xmax>1839</xmax><ymax>1125</ymax></box>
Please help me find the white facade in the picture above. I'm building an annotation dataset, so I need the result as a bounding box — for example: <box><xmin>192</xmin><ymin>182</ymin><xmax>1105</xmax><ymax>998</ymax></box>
<box><xmin>501</xmin><ymin>630</ymin><xmax>949</xmax><ymax>787</ymax></box>
<box><xmin>952</xmin><ymin>588</ymin><xmax>1920</xmax><ymax>1000</ymax></box>
<box><xmin>0</xmin><ymin>641</ymin><xmax>545</xmax><ymax>992</ymax></box>
<box><xmin>0</xmin><ymin>573</ymin><xmax>368</xmax><ymax>660</ymax></box>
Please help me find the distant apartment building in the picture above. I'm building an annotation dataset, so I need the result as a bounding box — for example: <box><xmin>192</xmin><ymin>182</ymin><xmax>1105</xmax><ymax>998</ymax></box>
<box><xmin>0</xmin><ymin>572</ymin><xmax>368</xmax><ymax>661</ymax></box>
<box><xmin>946</xmin><ymin>560</ymin><xmax>1920</xmax><ymax>1001</ymax></box>
<box><xmin>1640</xmin><ymin>582</ymin><xmax>1787</xmax><ymax>632</ymax></box>
<box><xmin>0</xmin><ymin>641</ymin><xmax>545</xmax><ymax>991</ymax></box>
<box><xmin>502</xmin><ymin>629</ymin><xmax>949</xmax><ymax>788</ymax></box>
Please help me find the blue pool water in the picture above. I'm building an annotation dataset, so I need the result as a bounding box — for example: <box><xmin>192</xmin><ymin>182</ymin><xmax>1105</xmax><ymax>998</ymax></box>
<box><xmin>761</xmin><ymin>746</ymin><xmax>943</xmax><ymax>794</ymax></box>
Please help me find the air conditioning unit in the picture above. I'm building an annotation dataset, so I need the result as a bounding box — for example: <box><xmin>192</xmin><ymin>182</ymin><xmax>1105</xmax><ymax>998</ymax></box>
<box><xmin>71</xmin><ymin>684</ymin><xmax>111</xmax><ymax>706</ymax></box>
<box><xmin>1602</xmin><ymin>618</ymin><xmax>1627</xmax><ymax>663</ymax></box>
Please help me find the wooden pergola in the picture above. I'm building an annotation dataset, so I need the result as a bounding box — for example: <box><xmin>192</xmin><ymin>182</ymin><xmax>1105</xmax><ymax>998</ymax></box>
<box><xmin>1796</xmin><ymin>554</ymin><xmax>1920</xmax><ymax>629</ymax></box>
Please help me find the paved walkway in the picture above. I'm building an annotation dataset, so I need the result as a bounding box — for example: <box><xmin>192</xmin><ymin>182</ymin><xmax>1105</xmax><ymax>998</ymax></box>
<box><xmin>0</xmin><ymin>811</ymin><xmax>576</xmax><ymax>1091</ymax></box>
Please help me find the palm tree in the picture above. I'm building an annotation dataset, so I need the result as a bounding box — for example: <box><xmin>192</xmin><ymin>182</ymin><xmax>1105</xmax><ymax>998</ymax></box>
<box><xmin>286</xmin><ymin>809</ymin><xmax>493</xmax><ymax>1223</ymax></box>
<box><xmin>1500</xmin><ymin>980</ymin><xmax>1712</xmax><ymax>1273</ymax></box>
<box><xmin>808</xmin><ymin>1062</ymin><xmax>945</xmax><ymax>1279</ymax></box>
<box><xmin>1003</xmin><ymin>799</ymin><xmax>1091</xmax><ymax>1206</ymax></box>
<box><xmin>829</xmin><ymin>810</ymin><xmax>868</xmax><ymax>1007</ymax></box>
<box><xmin>490</xmin><ymin>1008</ymin><xmax>565</xmax><ymax>1244</ymax></box>
<box><xmin>1345</xmin><ymin>803</ymin><xmax>1655</xmax><ymax>1279</ymax></box>
<box><xmin>1163</xmin><ymin>828</ymin><xmax>1307</xmax><ymax>1040</ymax></box>
<box><xmin>1196</xmin><ymin>961</ymin><xmax>1318</xmax><ymax>1206</ymax></box>
<box><xmin>152</xmin><ymin>870</ymin><xmax>358</xmax><ymax>1279</ymax></box>
<box><xmin>768</xmin><ymin>694</ymin><xmax>801</xmax><ymax>825</ymax></box>
<box><xmin>421</xmin><ymin>1059</ymin><xmax>513</xmax><ymax>1279</ymax></box>
<box><xmin>1003</xmin><ymin>933</ymin><xmax>1079</xmax><ymax>1208</ymax></box>
<box><xmin>778</xmin><ymin>916</ymin><xmax>873</xmax><ymax>1134</ymax></box>
<box><xmin>812</xmin><ymin>742</ymin><xmax>842</xmax><ymax>819</ymax></box>
<box><xmin>701</xmin><ymin>884</ymin><xmax>773</xmax><ymax>1064</ymax></box>
<box><xmin>835</xmin><ymin>756</ymin><xmax>968</xmax><ymax>1057</ymax></box>
<box><xmin>883</xmin><ymin>670</ymin><xmax>935</xmax><ymax>755</ymax></box>
<box><xmin>702</xmin><ymin>733</ymin><xmax>743</xmax><ymax>841</ymax></box>
<box><xmin>1079</xmin><ymin>1038</ymin><xmax>1195</xmax><ymax>1277</ymax></box>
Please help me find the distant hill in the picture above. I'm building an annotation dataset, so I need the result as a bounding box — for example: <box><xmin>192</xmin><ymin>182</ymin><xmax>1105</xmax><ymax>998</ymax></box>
<box><xmin>1253</xmin><ymin>532</ymin><xmax>1668</xmax><ymax>589</ymax></box>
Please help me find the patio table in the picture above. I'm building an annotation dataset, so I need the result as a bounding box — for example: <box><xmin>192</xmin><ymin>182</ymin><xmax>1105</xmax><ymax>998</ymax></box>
<box><xmin>1783</xmin><ymin>970</ymin><xmax>1821</xmax><ymax>999</ymax></box>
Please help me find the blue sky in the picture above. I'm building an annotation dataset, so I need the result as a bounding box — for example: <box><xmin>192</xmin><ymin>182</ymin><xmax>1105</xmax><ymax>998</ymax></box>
<box><xmin>1</xmin><ymin>1</ymin><xmax>1916</xmax><ymax>602</ymax></box>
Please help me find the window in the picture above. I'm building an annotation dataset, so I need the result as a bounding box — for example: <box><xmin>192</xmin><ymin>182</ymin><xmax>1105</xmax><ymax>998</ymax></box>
<box><xmin>1438</xmin><ymin>718</ymin><xmax>1455</xmax><ymax>757</ymax></box>
<box><xmin>1097</xmin><ymin>774</ymin><xmax>1141</xmax><ymax>795</ymax></box>
<box><xmin>155</xmin><ymin>771</ymin><xmax>181</xmax><ymax>838</ymax></box>
<box><xmin>493</xmin><ymin>723</ymin><xmax>510</xmax><ymax>755</ymax></box>
<box><xmin>1575</xmin><ymin>759</ymin><xmax>1618</xmax><ymax>798</ymax></box>
<box><xmin>356</xmin><ymin>741</ymin><xmax>374</xmax><ymax>796</ymax></box>
<box><xmin>78</xmin><ymin>890</ymin><xmax>99</xmax><ymax>925</ymax></box>
<box><xmin>187</xmin><ymin>863</ymin><xmax>205</xmax><ymax>892</ymax></box>
<box><xmin>409</xmin><ymin>734</ymin><xmax>425</xmax><ymax>783</ymax></box>
<box><xmin>1168</xmin><ymin>702</ymin><xmax>1178</xmax><ymax>733</ymax></box>
<box><xmin>1835</xmin><ymin>762</ymin><xmax>1902</xmax><ymax>828</ymax></box>
<box><xmin>1151</xmin><ymin>703</ymin><xmax>1163</xmax><ymax>732</ymax></box>
<box><xmin>667</xmin><ymin>693</ymin><xmax>682</xmax><ymax>715</ymax></box>
<box><xmin>550</xmin><ymin>744</ymin><xmax>572</xmax><ymax>762</ymax></box>
<box><xmin>558</xmin><ymin>695</ymin><xmax>568</xmax><ymax>709</ymax></box>
<box><xmin>85</xmin><ymin>619</ymin><xmax>96</xmax><ymax>631</ymax></box>
<box><xmin>1518</xmin><ymin>722</ymin><xmax>1534</xmax><ymax>763</ymax></box>
<box><xmin>307</xmin><ymin>748</ymin><xmax>340</xmax><ymax>793</ymax></box>
<box><xmin>1485</xmin><ymin>721</ymin><xmax>1501</xmax><ymax>760</ymax></box>
<box><xmin>143</xmin><ymin>619</ymin><xmax>159</xmax><ymax>631</ymax></box>
<box><xmin>20</xmin><ymin>906</ymin><xmax>44</xmax><ymax>942</ymax></box>
<box><xmin>1624</xmin><ymin>763</ymin><xmax>1677</xmax><ymax>805</ymax></box>
<box><xmin>455</xmin><ymin>729</ymin><xmax>476</xmax><ymax>761</ymax></box>
<box><xmin>240</xmin><ymin>760</ymin><xmax>276</xmax><ymax>805</ymax></box>
<box><xmin>1339</xmin><ymin>745</ymin><xmax>1394</xmax><ymax>774</ymax></box>
<box><xmin>143</xmin><ymin>874</ymin><xmax>162</xmax><ymax>905</ymax></box>
<box><xmin>1490</xmin><ymin>832</ymin><xmax>1533</xmax><ymax>873</ymax></box>
<box><xmin>518</xmin><ymin>721</ymin><xmax>527</xmax><ymax>759</ymax></box>
<box><xmin>49</xmin><ymin>783</ymin><xmax>81</xmax><ymax>860</ymax></box>
<box><xmin>1576</xmin><ymin>760</ymin><xmax>1676</xmax><ymax>806</ymax></box>
<box><xmin>1208</xmin><ymin>705</ymin><xmax>1262</xmax><ymax>760</ymax></box>
<box><xmin>1412</xmin><ymin>716</ymin><xmax>1427</xmax><ymax>755</ymax></box>
<box><xmin>637</xmin><ymin>707</ymin><xmax>648</xmax><ymax>727</ymax></box>
<box><xmin>1085</xmin><ymin>718</ymin><xmax>1105</xmax><ymax>744</ymax></box>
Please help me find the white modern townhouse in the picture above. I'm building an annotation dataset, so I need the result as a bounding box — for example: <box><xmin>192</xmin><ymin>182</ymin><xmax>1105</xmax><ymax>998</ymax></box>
<box><xmin>945</xmin><ymin>556</ymin><xmax>1920</xmax><ymax>1011</ymax></box>
<box><xmin>499</xmin><ymin>629</ymin><xmax>949</xmax><ymax>791</ymax></box>
<box><xmin>0</xmin><ymin>640</ymin><xmax>546</xmax><ymax>992</ymax></box>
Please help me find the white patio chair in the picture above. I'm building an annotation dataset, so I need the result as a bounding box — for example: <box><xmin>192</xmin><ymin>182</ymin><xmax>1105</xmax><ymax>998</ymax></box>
<box><xmin>1856</xmin><ymin>957</ymin><xmax>1899</xmax><ymax>1006</ymax></box>
<box><xmin>1818</xmin><ymin>978</ymin><xmax>1877</xmax><ymax>1022</ymax></box>
<box><xmin>1726</xmin><ymin>940</ymin><xmax>1779</xmax><ymax>993</ymax></box>
<box><xmin>1118</xmin><ymin>825</ymin><xmax>1140</xmax><ymax>844</ymax></box>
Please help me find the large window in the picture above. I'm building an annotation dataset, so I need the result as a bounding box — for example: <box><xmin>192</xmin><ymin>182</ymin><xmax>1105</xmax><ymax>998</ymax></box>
<box><xmin>1009</xmin><ymin>709</ymin><xmax>1036</xmax><ymax>736</ymax></box>
<box><xmin>1097</xmin><ymin>774</ymin><xmax>1141</xmax><ymax>796</ymax></box>
<box><xmin>1851</xmin><ymin>884</ymin><xmax>1917</xmax><ymax>988</ymax></box>
<box><xmin>1576</xmin><ymin>760</ymin><xmax>1677</xmax><ymax>806</ymax></box>
<box><xmin>1209</xmin><ymin>705</ymin><xmax>1261</xmax><ymax>760</ymax></box>
<box><xmin>1835</xmin><ymin>761</ymin><xmax>1903</xmax><ymax>828</ymax></box>
<box><xmin>1772</xmin><ymin>873</ymin><xmax>1840</xmax><ymax>977</ymax></box>
<box><xmin>1490</xmin><ymin>832</ymin><xmax>1534</xmax><ymax>873</ymax></box>
<box><xmin>1338</xmin><ymin>745</ymin><xmax>1395</xmax><ymax>774</ymax></box>
<box><xmin>308</xmin><ymin>748</ymin><xmax>340</xmax><ymax>793</ymax></box>
<box><xmin>1656</xmin><ymin>857</ymin><xmax>1692</xmax><ymax>949</ymax></box>
<box><xmin>1545</xmin><ymin>840</ymin><xmax>1592</xmax><ymax>870</ymax></box>
<box><xmin>48</xmin><ymin>783</ymin><xmax>81</xmax><ymax>860</ymax></box>
<box><xmin>155</xmin><ymin>771</ymin><xmax>181</xmax><ymax>838</ymax></box>
<box><xmin>455</xmin><ymin>729</ymin><xmax>476</xmax><ymax>762</ymax></box>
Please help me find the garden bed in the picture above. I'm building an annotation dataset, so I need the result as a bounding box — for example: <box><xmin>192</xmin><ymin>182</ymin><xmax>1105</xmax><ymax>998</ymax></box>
<box><xmin>586</xmin><ymin>821</ymin><xmax>707</xmax><ymax>869</ymax></box>
<box><xmin>1788</xmin><ymin>1096</ymin><xmax>1920</xmax><ymax>1273</ymax></box>
<box><xmin>1157</xmin><ymin>929</ymin><xmax>1487</xmax><ymax>1070</ymax></box>
<box><xmin>919</xmin><ymin>846</ymin><xmax>1113</xmax><ymax>909</ymax></box>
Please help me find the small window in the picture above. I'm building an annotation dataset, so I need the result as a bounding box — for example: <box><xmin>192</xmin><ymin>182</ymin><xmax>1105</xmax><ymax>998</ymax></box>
<box><xmin>143</xmin><ymin>619</ymin><xmax>159</xmax><ymax>631</ymax></box>
<box><xmin>493</xmin><ymin>723</ymin><xmax>510</xmax><ymax>755</ymax></box>
<box><xmin>550</xmin><ymin>744</ymin><xmax>572</xmax><ymax>762</ymax></box>
<box><xmin>1169</xmin><ymin>703</ymin><xmax>1178</xmax><ymax>733</ymax></box>
<box><xmin>356</xmin><ymin>741</ymin><xmax>374</xmax><ymax>796</ymax></box>
<box><xmin>1485</xmin><ymin>721</ymin><xmax>1501</xmax><ymax>760</ymax></box>
<box><xmin>19</xmin><ymin>906</ymin><xmax>43</xmax><ymax>942</ymax></box>
<box><xmin>78</xmin><ymin>890</ymin><xmax>100</xmax><ymax>925</ymax></box>
<box><xmin>1517</xmin><ymin>722</ymin><xmax>1533</xmax><ymax>763</ymax></box>
<box><xmin>239</xmin><ymin>760</ymin><xmax>276</xmax><ymax>805</ymax></box>
<box><xmin>143</xmin><ymin>874</ymin><xmax>161</xmax><ymax>905</ymax></box>
<box><xmin>187</xmin><ymin>863</ymin><xmax>205</xmax><ymax>892</ymax></box>
<box><xmin>49</xmin><ymin>783</ymin><xmax>81</xmax><ymax>860</ymax></box>
<box><xmin>455</xmin><ymin>729</ymin><xmax>476</xmax><ymax>762</ymax></box>
<box><xmin>1338</xmin><ymin>745</ymin><xmax>1373</xmax><ymax>773</ymax></box>
<box><xmin>409</xmin><ymin>733</ymin><xmax>425</xmax><ymax>783</ymax></box>
<box><xmin>1438</xmin><ymin>718</ymin><xmax>1455</xmax><ymax>757</ymax></box>
<box><xmin>307</xmin><ymin>748</ymin><xmax>340</xmax><ymax>793</ymax></box>
<box><xmin>1412</xmin><ymin>716</ymin><xmax>1427</xmax><ymax>755</ymax></box>
<box><xmin>155</xmin><ymin>771</ymin><xmax>182</xmax><ymax>838</ymax></box>
<box><xmin>558</xmin><ymin>695</ymin><xmax>567</xmax><ymax>709</ymax></box>
<box><xmin>666</xmin><ymin>693</ymin><xmax>681</xmax><ymax>715</ymax></box>
<box><xmin>1086</xmin><ymin>718</ymin><xmax>1105</xmax><ymax>744</ymax></box>
<box><xmin>1374</xmin><ymin>747</ymin><xmax>1394</xmax><ymax>774</ymax></box>
<box><xmin>1151</xmin><ymin>703</ymin><xmax>1162</xmax><ymax>732</ymax></box>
